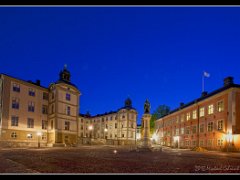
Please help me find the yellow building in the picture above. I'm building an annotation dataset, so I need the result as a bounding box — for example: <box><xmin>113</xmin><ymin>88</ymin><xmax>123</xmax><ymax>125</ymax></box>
<box><xmin>79</xmin><ymin>98</ymin><xmax>138</xmax><ymax>146</ymax></box>
<box><xmin>0</xmin><ymin>66</ymin><xmax>137</xmax><ymax>147</ymax></box>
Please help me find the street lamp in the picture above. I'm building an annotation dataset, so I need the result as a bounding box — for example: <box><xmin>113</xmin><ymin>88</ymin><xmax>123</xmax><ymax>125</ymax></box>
<box><xmin>104</xmin><ymin>128</ymin><xmax>108</xmax><ymax>139</ymax></box>
<box><xmin>173</xmin><ymin>136</ymin><xmax>180</xmax><ymax>149</ymax></box>
<box><xmin>226</xmin><ymin>132</ymin><xmax>233</xmax><ymax>152</ymax></box>
<box><xmin>37</xmin><ymin>132</ymin><xmax>42</xmax><ymax>148</ymax></box>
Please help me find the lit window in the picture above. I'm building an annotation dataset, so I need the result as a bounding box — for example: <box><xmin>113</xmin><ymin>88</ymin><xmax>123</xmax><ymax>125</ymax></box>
<box><xmin>176</xmin><ymin>128</ymin><xmax>179</xmax><ymax>135</ymax></box>
<box><xmin>11</xmin><ymin>132</ymin><xmax>17</xmax><ymax>138</ymax></box>
<box><xmin>217</xmin><ymin>101</ymin><xmax>224</xmax><ymax>112</ymax></box>
<box><xmin>207</xmin><ymin>122</ymin><xmax>213</xmax><ymax>132</ymax></box>
<box><xmin>28</xmin><ymin>88</ymin><xmax>35</xmax><ymax>96</ymax></box>
<box><xmin>207</xmin><ymin>139</ymin><xmax>213</xmax><ymax>147</ymax></box>
<box><xmin>66</xmin><ymin>93</ymin><xmax>71</xmax><ymax>101</ymax></box>
<box><xmin>12</xmin><ymin>98</ymin><xmax>19</xmax><ymax>109</ymax></box>
<box><xmin>186</xmin><ymin>113</ymin><xmax>190</xmax><ymax>121</ymax></box>
<box><xmin>27</xmin><ymin>118</ymin><xmax>34</xmax><ymax>128</ymax></box>
<box><xmin>192</xmin><ymin>110</ymin><xmax>197</xmax><ymax>119</ymax></box>
<box><xmin>11</xmin><ymin>116</ymin><xmax>19</xmax><ymax>126</ymax></box>
<box><xmin>200</xmin><ymin>107</ymin><xmax>205</xmax><ymax>117</ymax></box>
<box><xmin>42</xmin><ymin>134</ymin><xmax>47</xmax><ymax>141</ymax></box>
<box><xmin>208</xmin><ymin>104</ymin><xmax>214</xmax><ymax>114</ymax></box>
<box><xmin>181</xmin><ymin>127</ymin><xmax>184</xmax><ymax>135</ymax></box>
<box><xmin>200</xmin><ymin>140</ymin><xmax>204</xmax><ymax>146</ymax></box>
<box><xmin>217</xmin><ymin>120</ymin><xmax>223</xmax><ymax>131</ymax></box>
<box><xmin>12</xmin><ymin>83</ymin><xmax>20</xmax><ymax>92</ymax></box>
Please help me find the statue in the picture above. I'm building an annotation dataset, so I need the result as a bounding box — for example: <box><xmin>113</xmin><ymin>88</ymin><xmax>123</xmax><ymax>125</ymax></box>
<box><xmin>144</xmin><ymin>99</ymin><xmax>151</xmax><ymax>114</ymax></box>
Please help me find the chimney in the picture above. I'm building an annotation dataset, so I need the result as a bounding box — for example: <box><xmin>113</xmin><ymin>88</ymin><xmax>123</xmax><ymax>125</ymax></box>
<box><xmin>201</xmin><ymin>91</ymin><xmax>208</xmax><ymax>97</ymax></box>
<box><xmin>224</xmin><ymin>77</ymin><xmax>234</xmax><ymax>87</ymax></box>
<box><xmin>36</xmin><ymin>80</ymin><xmax>41</xmax><ymax>86</ymax></box>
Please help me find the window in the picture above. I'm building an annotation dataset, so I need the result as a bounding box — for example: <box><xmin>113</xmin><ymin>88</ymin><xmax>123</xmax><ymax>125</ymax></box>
<box><xmin>102</xmin><ymin>118</ymin><xmax>104</xmax><ymax>122</ymax></box>
<box><xmin>131</xmin><ymin>123</ymin><xmax>134</xmax><ymax>128</ymax></box>
<box><xmin>51</xmin><ymin>120</ymin><xmax>53</xmax><ymax>129</ymax></box>
<box><xmin>185</xmin><ymin>141</ymin><xmax>190</xmax><ymax>146</ymax></box>
<box><xmin>29</xmin><ymin>88</ymin><xmax>35</xmax><ymax>96</ymax></box>
<box><xmin>115</xmin><ymin>116</ymin><xmax>118</xmax><ymax>120</ymax></box>
<box><xmin>42</xmin><ymin>134</ymin><xmax>47</xmax><ymax>141</ymax></box>
<box><xmin>27</xmin><ymin>118</ymin><xmax>34</xmax><ymax>128</ymax></box>
<box><xmin>192</xmin><ymin>110</ymin><xmax>197</xmax><ymax>119</ymax></box>
<box><xmin>12</xmin><ymin>98</ymin><xmax>19</xmax><ymax>109</ymax></box>
<box><xmin>186</xmin><ymin>127</ymin><xmax>190</xmax><ymax>135</ymax></box>
<box><xmin>131</xmin><ymin>114</ymin><xmax>134</xmax><ymax>120</ymax></box>
<box><xmin>43</xmin><ymin>92</ymin><xmax>48</xmax><ymax>100</ymax></box>
<box><xmin>42</xmin><ymin>105</ymin><xmax>48</xmax><ymax>114</ymax></box>
<box><xmin>115</xmin><ymin>134</ymin><xmax>117</xmax><ymax>138</ymax></box>
<box><xmin>176</xmin><ymin>128</ymin><xmax>179</xmax><ymax>136</ymax></box>
<box><xmin>176</xmin><ymin>116</ymin><xmax>179</xmax><ymax>124</ymax></box>
<box><xmin>66</xmin><ymin>93</ymin><xmax>71</xmax><ymax>101</ymax></box>
<box><xmin>200</xmin><ymin>140</ymin><xmax>204</xmax><ymax>146</ymax></box>
<box><xmin>42</xmin><ymin>120</ymin><xmax>48</xmax><ymax>130</ymax></box>
<box><xmin>122</xmin><ymin>115</ymin><xmax>125</xmax><ymax>119</ymax></box>
<box><xmin>65</xmin><ymin>121</ymin><xmax>70</xmax><ymax>131</ymax></box>
<box><xmin>192</xmin><ymin>126</ymin><xmax>197</xmax><ymax>134</ymax></box>
<box><xmin>67</xmin><ymin>106</ymin><xmax>71</xmax><ymax>116</ymax></box>
<box><xmin>207</xmin><ymin>139</ymin><xmax>213</xmax><ymax>147</ymax></box>
<box><xmin>181</xmin><ymin>127</ymin><xmax>184</xmax><ymax>135</ymax></box>
<box><xmin>27</xmin><ymin>134</ymin><xmax>33</xmax><ymax>139</ymax></box>
<box><xmin>200</xmin><ymin>107</ymin><xmax>205</xmax><ymax>117</ymax></box>
<box><xmin>122</xmin><ymin>124</ymin><xmax>123</xmax><ymax>128</ymax></box>
<box><xmin>207</xmin><ymin>122</ymin><xmax>213</xmax><ymax>132</ymax></box>
<box><xmin>200</xmin><ymin>124</ymin><xmax>204</xmax><ymax>133</ymax></box>
<box><xmin>122</xmin><ymin>134</ymin><xmax>125</xmax><ymax>138</ymax></box>
<box><xmin>181</xmin><ymin>115</ymin><xmax>184</xmax><ymax>122</ymax></box>
<box><xmin>217</xmin><ymin>139</ymin><xmax>223</xmax><ymax>146</ymax></box>
<box><xmin>217</xmin><ymin>120</ymin><xmax>223</xmax><ymax>131</ymax></box>
<box><xmin>115</xmin><ymin>123</ymin><xmax>117</xmax><ymax>129</ymax></box>
<box><xmin>28</xmin><ymin>102</ymin><xmax>35</xmax><ymax>112</ymax></box>
<box><xmin>81</xmin><ymin>119</ymin><xmax>83</xmax><ymax>123</ymax></box>
<box><xmin>208</xmin><ymin>104</ymin><xmax>214</xmax><ymax>114</ymax></box>
<box><xmin>81</xmin><ymin>125</ymin><xmax>83</xmax><ymax>130</ymax></box>
<box><xmin>11</xmin><ymin>116</ymin><xmax>19</xmax><ymax>126</ymax></box>
<box><xmin>217</xmin><ymin>101</ymin><xmax>224</xmax><ymax>112</ymax></box>
<box><xmin>13</xmin><ymin>83</ymin><xmax>20</xmax><ymax>92</ymax></box>
<box><xmin>11</xmin><ymin>132</ymin><xmax>17</xmax><ymax>138</ymax></box>
<box><xmin>192</xmin><ymin>141</ymin><xmax>196</xmax><ymax>146</ymax></box>
<box><xmin>110</xmin><ymin>116</ymin><xmax>112</xmax><ymax>121</ymax></box>
<box><xmin>186</xmin><ymin>113</ymin><xmax>190</xmax><ymax>121</ymax></box>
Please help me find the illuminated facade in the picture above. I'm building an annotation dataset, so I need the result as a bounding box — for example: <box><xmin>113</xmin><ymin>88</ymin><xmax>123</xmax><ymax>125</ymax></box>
<box><xmin>0</xmin><ymin>67</ymin><xmax>137</xmax><ymax>147</ymax></box>
<box><xmin>155</xmin><ymin>77</ymin><xmax>240</xmax><ymax>151</ymax></box>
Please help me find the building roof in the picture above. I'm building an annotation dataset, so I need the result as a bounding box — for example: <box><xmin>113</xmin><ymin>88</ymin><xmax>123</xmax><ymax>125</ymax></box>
<box><xmin>160</xmin><ymin>82</ymin><xmax>240</xmax><ymax>119</ymax></box>
<box><xmin>79</xmin><ymin>110</ymin><xmax>117</xmax><ymax>118</ymax></box>
<box><xmin>0</xmin><ymin>73</ymin><xmax>48</xmax><ymax>90</ymax></box>
<box><xmin>55</xmin><ymin>79</ymin><xmax>78</xmax><ymax>89</ymax></box>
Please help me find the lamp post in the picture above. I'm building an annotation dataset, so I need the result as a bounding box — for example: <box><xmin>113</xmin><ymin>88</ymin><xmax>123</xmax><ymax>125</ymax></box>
<box><xmin>37</xmin><ymin>132</ymin><xmax>42</xmax><ymax>148</ymax></box>
<box><xmin>226</xmin><ymin>132</ymin><xmax>233</xmax><ymax>152</ymax></box>
<box><xmin>104</xmin><ymin>128</ymin><xmax>108</xmax><ymax>139</ymax></box>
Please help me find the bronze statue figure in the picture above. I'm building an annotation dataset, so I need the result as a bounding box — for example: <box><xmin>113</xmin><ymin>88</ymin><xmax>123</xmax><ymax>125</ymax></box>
<box><xmin>144</xmin><ymin>99</ymin><xmax>151</xmax><ymax>114</ymax></box>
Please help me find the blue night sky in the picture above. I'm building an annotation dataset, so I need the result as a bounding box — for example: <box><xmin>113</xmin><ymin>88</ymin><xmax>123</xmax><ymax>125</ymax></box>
<box><xmin>1</xmin><ymin>7</ymin><xmax>240</xmax><ymax>123</ymax></box>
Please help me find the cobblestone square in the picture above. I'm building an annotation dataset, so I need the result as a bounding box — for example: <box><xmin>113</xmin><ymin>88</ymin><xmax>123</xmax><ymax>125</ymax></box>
<box><xmin>0</xmin><ymin>146</ymin><xmax>240</xmax><ymax>174</ymax></box>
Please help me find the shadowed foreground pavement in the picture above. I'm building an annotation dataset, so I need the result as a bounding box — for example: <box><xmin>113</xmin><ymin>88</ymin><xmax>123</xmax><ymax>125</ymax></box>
<box><xmin>0</xmin><ymin>145</ymin><xmax>240</xmax><ymax>174</ymax></box>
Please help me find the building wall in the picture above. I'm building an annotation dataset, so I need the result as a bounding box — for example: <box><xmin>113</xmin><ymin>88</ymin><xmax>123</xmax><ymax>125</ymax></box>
<box><xmin>155</xmin><ymin>87</ymin><xmax>240</xmax><ymax>151</ymax></box>
<box><xmin>0</xmin><ymin>75</ymin><xmax>49</xmax><ymax>147</ymax></box>
<box><xmin>79</xmin><ymin>109</ymin><xmax>137</xmax><ymax>145</ymax></box>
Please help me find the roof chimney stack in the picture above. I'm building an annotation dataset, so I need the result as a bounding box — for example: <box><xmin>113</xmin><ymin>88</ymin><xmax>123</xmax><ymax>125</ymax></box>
<box><xmin>201</xmin><ymin>91</ymin><xmax>208</xmax><ymax>97</ymax></box>
<box><xmin>36</xmin><ymin>80</ymin><xmax>41</xmax><ymax>86</ymax></box>
<box><xmin>224</xmin><ymin>77</ymin><xmax>234</xmax><ymax>87</ymax></box>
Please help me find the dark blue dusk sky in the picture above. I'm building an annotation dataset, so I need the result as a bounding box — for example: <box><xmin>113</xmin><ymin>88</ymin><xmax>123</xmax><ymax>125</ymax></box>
<box><xmin>1</xmin><ymin>7</ymin><xmax>240</xmax><ymax>123</ymax></box>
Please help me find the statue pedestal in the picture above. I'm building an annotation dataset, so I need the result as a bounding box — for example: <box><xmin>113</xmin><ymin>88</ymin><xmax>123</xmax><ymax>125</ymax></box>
<box><xmin>138</xmin><ymin>113</ymin><xmax>152</xmax><ymax>150</ymax></box>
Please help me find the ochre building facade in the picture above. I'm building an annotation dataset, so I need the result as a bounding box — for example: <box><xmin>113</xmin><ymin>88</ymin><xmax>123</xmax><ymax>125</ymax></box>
<box><xmin>155</xmin><ymin>77</ymin><xmax>240</xmax><ymax>151</ymax></box>
<box><xmin>0</xmin><ymin>67</ymin><xmax>137</xmax><ymax>147</ymax></box>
